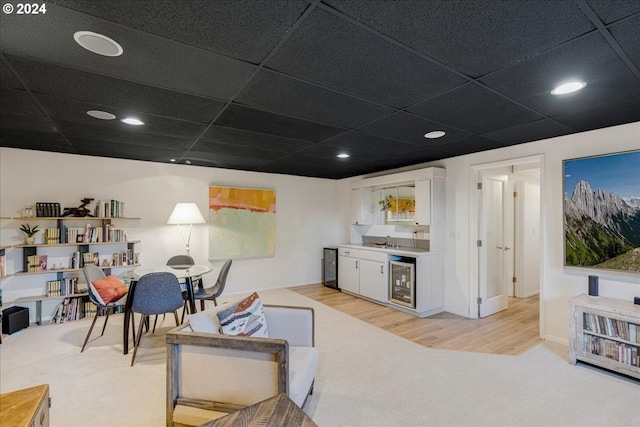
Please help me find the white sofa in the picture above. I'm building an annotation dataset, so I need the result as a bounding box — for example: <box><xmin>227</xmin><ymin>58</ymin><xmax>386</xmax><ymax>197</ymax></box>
<box><xmin>166</xmin><ymin>304</ymin><xmax>317</xmax><ymax>427</ymax></box>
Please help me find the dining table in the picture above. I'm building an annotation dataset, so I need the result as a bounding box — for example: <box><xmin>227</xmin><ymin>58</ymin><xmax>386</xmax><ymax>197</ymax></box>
<box><xmin>119</xmin><ymin>264</ymin><xmax>213</xmax><ymax>354</ymax></box>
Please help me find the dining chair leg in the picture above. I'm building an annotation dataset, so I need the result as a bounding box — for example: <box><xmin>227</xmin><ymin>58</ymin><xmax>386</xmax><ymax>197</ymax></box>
<box><xmin>152</xmin><ymin>315</ymin><xmax>159</xmax><ymax>333</ymax></box>
<box><xmin>180</xmin><ymin>301</ymin><xmax>190</xmax><ymax>324</ymax></box>
<box><xmin>130</xmin><ymin>311</ymin><xmax>137</xmax><ymax>346</ymax></box>
<box><xmin>131</xmin><ymin>314</ymin><xmax>147</xmax><ymax>367</ymax></box>
<box><xmin>173</xmin><ymin>310</ymin><xmax>180</xmax><ymax>326</ymax></box>
<box><xmin>100</xmin><ymin>308</ymin><xmax>111</xmax><ymax>336</ymax></box>
<box><xmin>200</xmin><ymin>299</ymin><xmax>205</xmax><ymax>311</ymax></box>
<box><xmin>81</xmin><ymin>311</ymin><xmax>100</xmax><ymax>353</ymax></box>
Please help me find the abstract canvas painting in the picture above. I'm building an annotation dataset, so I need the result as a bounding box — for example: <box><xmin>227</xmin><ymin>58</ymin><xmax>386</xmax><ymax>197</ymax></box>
<box><xmin>563</xmin><ymin>150</ymin><xmax>640</xmax><ymax>273</ymax></box>
<box><xmin>209</xmin><ymin>186</ymin><xmax>276</xmax><ymax>260</ymax></box>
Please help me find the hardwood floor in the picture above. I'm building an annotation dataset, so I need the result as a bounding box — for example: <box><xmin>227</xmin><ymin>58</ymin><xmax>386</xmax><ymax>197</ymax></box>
<box><xmin>289</xmin><ymin>284</ymin><xmax>542</xmax><ymax>356</ymax></box>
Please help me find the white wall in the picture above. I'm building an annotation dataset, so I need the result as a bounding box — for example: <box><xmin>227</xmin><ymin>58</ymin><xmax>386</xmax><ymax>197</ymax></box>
<box><xmin>0</xmin><ymin>148</ymin><xmax>343</xmax><ymax>320</ymax></box>
<box><xmin>340</xmin><ymin>121</ymin><xmax>640</xmax><ymax>344</ymax></box>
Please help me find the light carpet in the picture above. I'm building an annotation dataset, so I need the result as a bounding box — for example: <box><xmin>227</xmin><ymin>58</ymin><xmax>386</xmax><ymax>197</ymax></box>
<box><xmin>1</xmin><ymin>288</ymin><xmax>638</xmax><ymax>427</ymax></box>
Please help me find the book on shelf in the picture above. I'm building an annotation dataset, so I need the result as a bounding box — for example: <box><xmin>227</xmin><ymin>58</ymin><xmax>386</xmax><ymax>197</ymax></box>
<box><xmin>94</xmin><ymin>199</ymin><xmax>127</xmax><ymax>218</ymax></box>
<box><xmin>36</xmin><ymin>202</ymin><xmax>61</xmax><ymax>217</ymax></box>
<box><xmin>45</xmin><ymin>228</ymin><xmax>61</xmax><ymax>244</ymax></box>
<box><xmin>37</xmin><ymin>255</ymin><xmax>47</xmax><ymax>271</ymax></box>
<box><xmin>82</xmin><ymin>252</ymin><xmax>99</xmax><ymax>267</ymax></box>
<box><xmin>0</xmin><ymin>254</ymin><xmax>5</xmax><ymax>278</ymax></box>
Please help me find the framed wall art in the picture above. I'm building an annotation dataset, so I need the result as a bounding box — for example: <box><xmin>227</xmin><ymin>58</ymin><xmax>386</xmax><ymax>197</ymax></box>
<box><xmin>563</xmin><ymin>150</ymin><xmax>640</xmax><ymax>273</ymax></box>
<box><xmin>208</xmin><ymin>186</ymin><xmax>276</xmax><ymax>260</ymax></box>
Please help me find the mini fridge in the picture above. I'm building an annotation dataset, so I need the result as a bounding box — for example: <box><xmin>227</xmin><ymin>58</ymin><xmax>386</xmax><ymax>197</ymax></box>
<box><xmin>322</xmin><ymin>247</ymin><xmax>339</xmax><ymax>290</ymax></box>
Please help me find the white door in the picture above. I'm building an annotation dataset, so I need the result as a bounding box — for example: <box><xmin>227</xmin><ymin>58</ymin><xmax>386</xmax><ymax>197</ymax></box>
<box><xmin>479</xmin><ymin>175</ymin><xmax>509</xmax><ymax>317</ymax></box>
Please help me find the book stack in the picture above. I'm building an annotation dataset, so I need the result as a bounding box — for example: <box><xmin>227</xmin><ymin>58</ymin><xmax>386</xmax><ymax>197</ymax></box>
<box><xmin>82</xmin><ymin>224</ymin><xmax>102</xmax><ymax>243</ymax></box>
<box><xmin>26</xmin><ymin>255</ymin><xmax>47</xmax><ymax>272</ymax></box>
<box><xmin>69</xmin><ymin>251</ymin><xmax>81</xmax><ymax>269</ymax></box>
<box><xmin>82</xmin><ymin>252</ymin><xmax>99</xmax><ymax>267</ymax></box>
<box><xmin>94</xmin><ymin>200</ymin><xmax>127</xmax><ymax>218</ymax></box>
<box><xmin>55</xmin><ymin>297</ymin><xmax>85</xmax><ymax>323</ymax></box>
<box><xmin>64</xmin><ymin>227</ymin><xmax>84</xmax><ymax>244</ymax></box>
<box><xmin>35</xmin><ymin>202</ymin><xmax>61</xmax><ymax>217</ymax></box>
<box><xmin>112</xmin><ymin>249</ymin><xmax>134</xmax><ymax>266</ymax></box>
<box><xmin>104</xmin><ymin>224</ymin><xmax>128</xmax><ymax>242</ymax></box>
<box><xmin>45</xmin><ymin>228</ymin><xmax>60</xmax><ymax>244</ymax></box>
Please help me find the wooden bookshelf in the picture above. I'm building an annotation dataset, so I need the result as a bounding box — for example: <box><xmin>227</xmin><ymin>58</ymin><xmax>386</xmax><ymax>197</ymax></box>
<box><xmin>569</xmin><ymin>294</ymin><xmax>640</xmax><ymax>379</ymax></box>
<box><xmin>1</xmin><ymin>214</ymin><xmax>140</xmax><ymax>325</ymax></box>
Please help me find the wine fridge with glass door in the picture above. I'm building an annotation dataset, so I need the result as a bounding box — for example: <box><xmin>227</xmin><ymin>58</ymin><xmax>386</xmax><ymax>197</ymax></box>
<box><xmin>389</xmin><ymin>255</ymin><xmax>416</xmax><ymax>308</ymax></box>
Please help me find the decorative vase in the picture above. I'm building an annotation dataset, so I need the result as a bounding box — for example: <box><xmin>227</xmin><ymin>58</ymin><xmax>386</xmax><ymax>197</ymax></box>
<box><xmin>24</xmin><ymin>237</ymin><xmax>35</xmax><ymax>245</ymax></box>
<box><xmin>386</xmin><ymin>210</ymin><xmax>392</xmax><ymax>221</ymax></box>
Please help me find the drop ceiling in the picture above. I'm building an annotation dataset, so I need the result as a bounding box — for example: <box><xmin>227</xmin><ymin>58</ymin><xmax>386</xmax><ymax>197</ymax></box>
<box><xmin>1</xmin><ymin>1</ymin><xmax>639</xmax><ymax>179</ymax></box>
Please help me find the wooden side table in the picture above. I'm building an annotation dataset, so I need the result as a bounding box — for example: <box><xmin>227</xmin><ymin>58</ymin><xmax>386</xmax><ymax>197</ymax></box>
<box><xmin>202</xmin><ymin>394</ymin><xmax>317</xmax><ymax>427</ymax></box>
<box><xmin>0</xmin><ymin>384</ymin><xmax>50</xmax><ymax>427</ymax></box>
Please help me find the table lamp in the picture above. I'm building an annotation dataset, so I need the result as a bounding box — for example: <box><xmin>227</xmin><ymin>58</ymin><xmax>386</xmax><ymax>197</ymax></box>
<box><xmin>167</xmin><ymin>203</ymin><xmax>206</xmax><ymax>255</ymax></box>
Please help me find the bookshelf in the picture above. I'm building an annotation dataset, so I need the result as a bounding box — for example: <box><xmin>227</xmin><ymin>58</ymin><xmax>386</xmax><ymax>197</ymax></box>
<box><xmin>569</xmin><ymin>294</ymin><xmax>640</xmax><ymax>379</ymax></box>
<box><xmin>0</xmin><ymin>215</ymin><xmax>140</xmax><ymax>324</ymax></box>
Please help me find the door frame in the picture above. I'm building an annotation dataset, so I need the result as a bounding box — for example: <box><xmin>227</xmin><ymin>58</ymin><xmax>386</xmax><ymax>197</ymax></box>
<box><xmin>468</xmin><ymin>155</ymin><xmax>545</xmax><ymax>336</ymax></box>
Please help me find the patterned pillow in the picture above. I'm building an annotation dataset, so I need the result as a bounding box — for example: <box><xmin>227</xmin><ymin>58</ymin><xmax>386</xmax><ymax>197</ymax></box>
<box><xmin>216</xmin><ymin>292</ymin><xmax>269</xmax><ymax>338</ymax></box>
<box><xmin>90</xmin><ymin>275</ymin><xmax>128</xmax><ymax>305</ymax></box>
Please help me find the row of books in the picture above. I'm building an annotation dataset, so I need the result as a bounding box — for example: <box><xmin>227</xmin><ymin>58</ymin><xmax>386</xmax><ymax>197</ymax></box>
<box><xmin>94</xmin><ymin>200</ymin><xmax>128</xmax><ymax>218</ymax></box>
<box><xmin>583</xmin><ymin>313</ymin><xmax>640</xmax><ymax>343</ymax></box>
<box><xmin>52</xmin><ymin>297</ymin><xmax>86</xmax><ymax>323</ymax></box>
<box><xmin>583</xmin><ymin>335</ymin><xmax>640</xmax><ymax>367</ymax></box>
<box><xmin>26</xmin><ymin>255</ymin><xmax>47</xmax><ymax>272</ymax></box>
<box><xmin>45</xmin><ymin>228</ymin><xmax>61</xmax><ymax>245</ymax></box>
<box><xmin>113</xmin><ymin>249</ymin><xmax>137</xmax><ymax>266</ymax></box>
<box><xmin>0</xmin><ymin>254</ymin><xmax>5</xmax><ymax>278</ymax></box>
<box><xmin>35</xmin><ymin>202</ymin><xmax>61</xmax><ymax>217</ymax></box>
<box><xmin>46</xmin><ymin>277</ymin><xmax>80</xmax><ymax>297</ymax></box>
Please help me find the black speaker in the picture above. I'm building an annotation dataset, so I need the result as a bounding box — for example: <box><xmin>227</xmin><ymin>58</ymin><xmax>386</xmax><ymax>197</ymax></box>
<box><xmin>588</xmin><ymin>275</ymin><xmax>599</xmax><ymax>297</ymax></box>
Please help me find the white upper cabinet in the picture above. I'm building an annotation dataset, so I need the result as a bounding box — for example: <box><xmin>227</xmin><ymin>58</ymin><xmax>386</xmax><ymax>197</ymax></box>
<box><xmin>414</xmin><ymin>179</ymin><xmax>431</xmax><ymax>225</ymax></box>
<box><xmin>350</xmin><ymin>188</ymin><xmax>373</xmax><ymax>225</ymax></box>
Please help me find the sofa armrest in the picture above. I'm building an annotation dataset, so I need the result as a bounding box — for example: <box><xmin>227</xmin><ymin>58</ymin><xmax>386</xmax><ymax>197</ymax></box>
<box><xmin>264</xmin><ymin>305</ymin><xmax>314</xmax><ymax>347</ymax></box>
<box><xmin>166</xmin><ymin>327</ymin><xmax>289</xmax><ymax>427</ymax></box>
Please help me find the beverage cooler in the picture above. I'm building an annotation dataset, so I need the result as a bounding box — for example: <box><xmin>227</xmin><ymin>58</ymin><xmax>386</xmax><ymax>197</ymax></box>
<box><xmin>389</xmin><ymin>255</ymin><xmax>416</xmax><ymax>308</ymax></box>
<box><xmin>322</xmin><ymin>247</ymin><xmax>339</xmax><ymax>290</ymax></box>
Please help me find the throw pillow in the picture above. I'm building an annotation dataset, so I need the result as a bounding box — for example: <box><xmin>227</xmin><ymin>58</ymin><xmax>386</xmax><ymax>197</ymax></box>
<box><xmin>187</xmin><ymin>303</ymin><xmax>229</xmax><ymax>334</ymax></box>
<box><xmin>216</xmin><ymin>292</ymin><xmax>269</xmax><ymax>338</ymax></box>
<box><xmin>90</xmin><ymin>275</ymin><xmax>128</xmax><ymax>305</ymax></box>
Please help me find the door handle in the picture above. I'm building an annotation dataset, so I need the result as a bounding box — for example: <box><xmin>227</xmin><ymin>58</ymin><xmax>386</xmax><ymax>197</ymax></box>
<box><xmin>504</xmin><ymin>247</ymin><xmax>511</xmax><ymax>251</ymax></box>
<box><xmin>356</xmin><ymin>261</ymin><xmax>358</xmax><ymax>269</ymax></box>
<box><xmin>380</xmin><ymin>265</ymin><xmax>383</xmax><ymax>274</ymax></box>
<box><xmin>497</xmin><ymin>246</ymin><xmax>503</xmax><ymax>250</ymax></box>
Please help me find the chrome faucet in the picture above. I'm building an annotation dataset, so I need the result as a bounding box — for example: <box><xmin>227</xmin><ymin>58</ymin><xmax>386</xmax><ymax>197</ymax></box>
<box><xmin>386</xmin><ymin>235</ymin><xmax>391</xmax><ymax>246</ymax></box>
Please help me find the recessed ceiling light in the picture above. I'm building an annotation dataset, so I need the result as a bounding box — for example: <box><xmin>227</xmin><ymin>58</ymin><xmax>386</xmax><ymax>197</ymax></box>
<box><xmin>86</xmin><ymin>110</ymin><xmax>116</xmax><ymax>120</ymax></box>
<box><xmin>337</xmin><ymin>153</ymin><xmax>350</xmax><ymax>158</ymax></box>
<box><xmin>121</xmin><ymin>117</ymin><xmax>145</xmax><ymax>126</ymax></box>
<box><xmin>551</xmin><ymin>81</ymin><xmax>587</xmax><ymax>95</ymax></box>
<box><xmin>424</xmin><ymin>131</ymin><xmax>446</xmax><ymax>139</ymax></box>
<box><xmin>185</xmin><ymin>160</ymin><xmax>192</xmax><ymax>165</ymax></box>
<box><xmin>74</xmin><ymin>31</ymin><xmax>123</xmax><ymax>57</ymax></box>
<box><xmin>169</xmin><ymin>158</ymin><xmax>176</xmax><ymax>163</ymax></box>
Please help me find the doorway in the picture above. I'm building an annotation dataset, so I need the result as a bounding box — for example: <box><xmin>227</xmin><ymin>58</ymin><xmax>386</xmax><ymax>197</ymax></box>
<box><xmin>472</xmin><ymin>157</ymin><xmax>542</xmax><ymax>320</ymax></box>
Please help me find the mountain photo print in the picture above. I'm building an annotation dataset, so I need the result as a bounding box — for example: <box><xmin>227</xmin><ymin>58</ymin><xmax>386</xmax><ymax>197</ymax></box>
<box><xmin>564</xmin><ymin>150</ymin><xmax>640</xmax><ymax>273</ymax></box>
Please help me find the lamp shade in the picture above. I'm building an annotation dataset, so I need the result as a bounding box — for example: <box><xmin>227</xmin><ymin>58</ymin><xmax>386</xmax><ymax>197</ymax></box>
<box><xmin>167</xmin><ymin>203</ymin><xmax>206</xmax><ymax>225</ymax></box>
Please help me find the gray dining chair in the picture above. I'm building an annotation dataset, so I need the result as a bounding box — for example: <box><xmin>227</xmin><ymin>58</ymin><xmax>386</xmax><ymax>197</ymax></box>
<box><xmin>167</xmin><ymin>254</ymin><xmax>201</xmax><ymax>322</ymax></box>
<box><xmin>81</xmin><ymin>265</ymin><xmax>129</xmax><ymax>352</ymax></box>
<box><xmin>192</xmin><ymin>259</ymin><xmax>232</xmax><ymax>311</ymax></box>
<box><xmin>130</xmin><ymin>272</ymin><xmax>184</xmax><ymax>366</ymax></box>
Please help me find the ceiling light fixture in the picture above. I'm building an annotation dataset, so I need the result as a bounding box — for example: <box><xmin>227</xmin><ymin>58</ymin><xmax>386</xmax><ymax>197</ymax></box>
<box><xmin>337</xmin><ymin>153</ymin><xmax>350</xmax><ymax>158</ymax></box>
<box><xmin>86</xmin><ymin>110</ymin><xmax>116</xmax><ymax>120</ymax></box>
<box><xmin>424</xmin><ymin>131</ymin><xmax>446</xmax><ymax>139</ymax></box>
<box><xmin>169</xmin><ymin>158</ymin><xmax>176</xmax><ymax>163</ymax></box>
<box><xmin>551</xmin><ymin>81</ymin><xmax>587</xmax><ymax>95</ymax></box>
<box><xmin>121</xmin><ymin>117</ymin><xmax>145</xmax><ymax>126</ymax></box>
<box><xmin>74</xmin><ymin>31</ymin><xmax>123</xmax><ymax>57</ymax></box>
